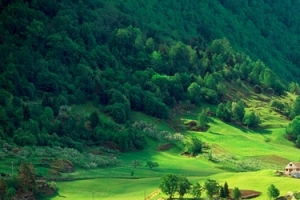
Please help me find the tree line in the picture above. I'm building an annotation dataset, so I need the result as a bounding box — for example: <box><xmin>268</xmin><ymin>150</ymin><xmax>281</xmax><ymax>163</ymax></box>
<box><xmin>159</xmin><ymin>173</ymin><xmax>282</xmax><ymax>200</ymax></box>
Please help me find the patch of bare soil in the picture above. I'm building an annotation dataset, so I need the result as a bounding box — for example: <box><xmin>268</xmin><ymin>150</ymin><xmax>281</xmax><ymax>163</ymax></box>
<box><xmin>156</xmin><ymin>143</ymin><xmax>173</xmax><ymax>151</ymax></box>
<box><xmin>229</xmin><ymin>189</ymin><xmax>261</xmax><ymax>199</ymax></box>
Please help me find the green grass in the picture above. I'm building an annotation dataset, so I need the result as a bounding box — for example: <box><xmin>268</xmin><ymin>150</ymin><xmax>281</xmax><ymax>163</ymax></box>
<box><xmin>43</xmin><ymin>177</ymin><xmax>160</xmax><ymax>200</ymax></box>
<box><xmin>44</xmin><ymin>170</ymin><xmax>300</xmax><ymax>200</ymax></box>
<box><xmin>30</xmin><ymin>92</ymin><xmax>300</xmax><ymax>199</ymax></box>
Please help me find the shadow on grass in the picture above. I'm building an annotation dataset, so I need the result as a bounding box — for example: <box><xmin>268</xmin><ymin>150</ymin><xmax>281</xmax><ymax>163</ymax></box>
<box><xmin>255</xmin><ymin>129</ymin><xmax>272</xmax><ymax>134</ymax></box>
<box><xmin>58</xmin><ymin>194</ymin><xmax>66</xmax><ymax>198</ymax></box>
<box><xmin>207</xmin><ymin>131</ymin><xmax>222</xmax><ymax>136</ymax></box>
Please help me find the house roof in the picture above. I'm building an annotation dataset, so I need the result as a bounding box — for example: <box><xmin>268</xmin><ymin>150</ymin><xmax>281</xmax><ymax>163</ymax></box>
<box><xmin>293</xmin><ymin>162</ymin><xmax>300</xmax><ymax>168</ymax></box>
<box><xmin>286</xmin><ymin>162</ymin><xmax>300</xmax><ymax>168</ymax></box>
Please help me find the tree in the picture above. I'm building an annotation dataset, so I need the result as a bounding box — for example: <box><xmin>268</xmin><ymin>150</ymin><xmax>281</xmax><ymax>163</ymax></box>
<box><xmin>177</xmin><ymin>176</ymin><xmax>191</xmax><ymax>198</ymax></box>
<box><xmin>232</xmin><ymin>187</ymin><xmax>241</xmax><ymax>200</ymax></box>
<box><xmin>270</xmin><ymin>100</ymin><xmax>284</xmax><ymax>112</ymax></box>
<box><xmin>159</xmin><ymin>174</ymin><xmax>179</xmax><ymax>199</ymax></box>
<box><xmin>190</xmin><ymin>183</ymin><xmax>202</xmax><ymax>199</ymax></box>
<box><xmin>220</xmin><ymin>186</ymin><xmax>225</xmax><ymax>198</ymax></box>
<box><xmin>188</xmin><ymin>82</ymin><xmax>201</xmax><ymax>104</ymax></box>
<box><xmin>197</xmin><ymin>110</ymin><xmax>208</xmax><ymax>130</ymax></box>
<box><xmin>286</xmin><ymin>116</ymin><xmax>300</xmax><ymax>141</ymax></box>
<box><xmin>18</xmin><ymin>162</ymin><xmax>36</xmax><ymax>192</ymax></box>
<box><xmin>290</xmin><ymin>96</ymin><xmax>300</xmax><ymax>119</ymax></box>
<box><xmin>204</xmin><ymin>179</ymin><xmax>219</xmax><ymax>199</ymax></box>
<box><xmin>223</xmin><ymin>182</ymin><xmax>230</xmax><ymax>198</ymax></box>
<box><xmin>146</xmin><ymin>161</ymin><xmax>159</xmax><ymax>170</ymax></box>
<box><xmin>131</xmin><ymin>160</ymin><xmax>141</xmax><ymax>168</ymax></box>
<box><xmin>267</xmin><ymin>184</ymin><xmax>280</xmax><ymax>200</ymax></box>
<box><xmin>296</xmin><ymin>135</ymin><xmax>300</xmax><ymax>148</ymax></box>
<box><xmin>243</xmin><ymin>111</ymin><xmax>261</xmax><ymax>128</ymax></box>
<box><xmin>232</xmin><ymin>100</ymin><xmax>245</xmax><ymax>122</ymax></box>
<box><xmin>89</xmin><ymin>111</ymin><xmax>99</xmax><ymax>129</ymax></box>
<box><xmin>216</xmin><ymin>103</ymin><xmax>231</xmax><ymax>122</ymax></box>
<box><xmin>216</xmin><ymin>103</ymin><xmax>225</xmax><ymax>119</ymax></box>
<box><xmin>185</xmin><ymin>137</ymin><xmax>202</xmax><ymax>155</ymax></box>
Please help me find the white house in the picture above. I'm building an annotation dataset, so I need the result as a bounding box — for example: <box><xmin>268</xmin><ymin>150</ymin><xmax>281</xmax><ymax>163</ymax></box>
<box><xmin>284</xmin><ymin>162</ymin><xmax>300</xmax><ymax>175</ymax></box>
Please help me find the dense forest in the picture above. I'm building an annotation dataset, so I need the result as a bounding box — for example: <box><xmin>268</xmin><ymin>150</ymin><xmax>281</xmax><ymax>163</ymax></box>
<box><xmin>1</xmin><ymin>0</ymin><xmax>300</xmax><ymax>151</ymax></box>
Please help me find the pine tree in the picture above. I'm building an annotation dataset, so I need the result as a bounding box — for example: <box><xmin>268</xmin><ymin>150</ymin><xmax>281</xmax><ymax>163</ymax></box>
<box><xmin>219</xmin><ymin>186</ymin><xmax>225</xmax><ymax>198</ymax></box>
<box><xmin>223</xmin><ymin>182</ymin><xmax>230</xmax><ymax>198</ymax></box>
<box><xmin>267</xmin><ymin>184</ymin><xmax>280</xmax><ymax>200</ymax></box>
<box><xmin>89</xmin><ymin>111</ymin><xmax>99</xmax><ymax>129</ymax></box>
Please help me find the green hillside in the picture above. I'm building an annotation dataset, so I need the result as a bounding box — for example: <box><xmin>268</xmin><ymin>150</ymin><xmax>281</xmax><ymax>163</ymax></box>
<box><xmin>1</xmin><ymin>0</ymin><xmax>300</xmax><ymax>199</ymax></box>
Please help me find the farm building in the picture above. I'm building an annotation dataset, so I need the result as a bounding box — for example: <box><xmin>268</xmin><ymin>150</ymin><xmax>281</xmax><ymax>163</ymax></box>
<box><xmin>284</xmin><ymin>162</ymin><xmax>300</xmax><ymax>175</ymax></box>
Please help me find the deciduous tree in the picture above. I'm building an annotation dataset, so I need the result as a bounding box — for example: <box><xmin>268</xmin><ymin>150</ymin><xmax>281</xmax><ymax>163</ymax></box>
<box><xmin>146</xmin><ymin>161</ymin><xmax>159</xmax><ymax>170</ymax></box>
<box><xmin>243</xmin><ymin>111</ymin><xmax>261</xmax><ymax>128</ymax></box>
<box><xmin>204</xmin><ymin>179</ymin><xmax>219</xmax><ymax>198</ymax></box>
<box><xmin>190</xmin><ymin>183</ymin><xmax>202</xmax><ymax>199</ymax></box>
<box><xmin>159</xmin><ymin>174</ymin><xmax>178</xmax><ymax>199</ymax></box>
<box><xmin>197</xmin><ymin>110</ymin><xmax>208</xmax><ymax>130</ymax></box>
<box><xmin>177</xmin><ymin>176</ymin><xmax>191</xmax><ymax>198</ymax></box>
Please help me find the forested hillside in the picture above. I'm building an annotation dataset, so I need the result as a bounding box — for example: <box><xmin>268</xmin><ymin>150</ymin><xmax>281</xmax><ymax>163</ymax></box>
<box><xmin>0</xmin><ymin>0</ymin><xmax>300</xmax><ymax>150</ymax></box>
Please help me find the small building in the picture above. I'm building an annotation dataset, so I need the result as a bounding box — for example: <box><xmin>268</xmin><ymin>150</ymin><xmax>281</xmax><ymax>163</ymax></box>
<box><xmin>284</xmin><ymin>162</ymin><xmax>300</xmax><ymax>175</ymax></box>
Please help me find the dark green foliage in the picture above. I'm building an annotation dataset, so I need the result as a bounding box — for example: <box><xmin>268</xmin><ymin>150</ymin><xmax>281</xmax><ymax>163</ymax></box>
<box><xmin>290</xmin><ymin>96</ymin><xmax>300</xmax><ymax>119</ymax></box>
<box><xmin>188</xmin><ymin>82</ymin><xmax>201</xmax><ymax>105</ymax></box>
<box><xmin>177</xmin><ymin>176</ymin><xmax>191</xmax><ymax>198</ymax></box>
<box><xmin>159</xmin><ymin>174</ymin><xmax>178</xmax><ymax>199</ymax></box>
<box><xmin>243</xmin><ymin>112</ymin><xmax>261</xmax><ymax>128</ymax></box>
<box><xmin>270</xmin><ymin>100</ymin><xmax>285</xmax><ymax>112</ymax></box>
<box><xmin>267</xmin><ymin>184</ymin><xmax>280</xmax><ymax>200</ymax></box>
<box><xmin>197</xmin><ymin>110</ymin><xmax>208</xmax><ymax>129</ymax></box>
<box><xmin>146</xmin><ymin>161</ymin><xmax>159</xmax><ymax>170</ymax></box>
<box><xmin>232</xmin><ymin>101</ymin><xmax>245</xmax><ymax>123</ymax></box>
<box><xmin>204</xmin><ymin>179</ymin><xmax>220</xmax><ymax>198</ymax></box>
<box><xmin>89</xmin><ymin>111</ymin><xmax>99</xmax><ymax>129</ymax></box>
<box><xmin>0</xmin><ymin>178</ymin><xmax>7</xmax><ymax>199</ymax></box>
<box><xmin>185</xmin><ymin>137</ymin><xmax>202</xmax><ymax>155</ymax></box>
<box><xmin>296</xmin><ymin>135</ymin><xmax>300</xmax><ymax>148</ymax></box>
<box><xmin>232</xmin><ymin>187</ymin><xmax>241</xmax><ymax>200</ymax></box>
<box><xmin>0</xmin><ymin>0</ymin><xmax>296</xmax><ymax>157</ymax></box>
<box><xmin>286</xmin><ymin>116</ymin><xmax>300</xmax><ymax>142</ymax></box>
<box><xmin>18</xmin><ymin>162</ymin><xmax>36</xmax><ymax>192</ymax></box>
<box><xmin>131</xmin><ymin>160</ymin><xmax>141</xmax><ymax>168</ymax></box>
<box><xmin>216</xmin><ymin>102</ymin><xmax>232</xmax><ymax>122</ymax></box>
<box><xmin>190</xmin><ymin>183</ymin><xmax>202</xmax><ymax>199</ymax></box>
<box><xmin>253</xmin><ymin>85</ymin><xmax>262</xmax><ymax>94</ymax></box>
<box><xmin>105</xmin><ymin>103</ymin><xmax>128</xmax><ymax>124</ymax></box>
<box><xmin>223</xmin><ymin>182</ymin><xmax>230</xmax><ymax>198</ymax></box>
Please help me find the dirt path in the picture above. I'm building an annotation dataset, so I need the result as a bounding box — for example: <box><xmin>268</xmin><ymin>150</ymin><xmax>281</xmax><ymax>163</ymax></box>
<box><xmin>145</xmin><ymin>189</ymin><xmax>161</xmax><ymax>200</ymax></box>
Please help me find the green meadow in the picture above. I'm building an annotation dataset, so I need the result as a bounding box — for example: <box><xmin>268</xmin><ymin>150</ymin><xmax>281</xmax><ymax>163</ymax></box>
<box><xmin>41</xmin><ymin>92</ymin><xmax>300</xmax><ymax>199</ymax></box>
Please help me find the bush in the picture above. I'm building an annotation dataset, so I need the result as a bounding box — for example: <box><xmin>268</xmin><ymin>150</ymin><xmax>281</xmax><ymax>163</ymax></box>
<box><xmin>253</xmin><ymin>85</ymin><xmax>262</xmax><ymax>93</ymax></box>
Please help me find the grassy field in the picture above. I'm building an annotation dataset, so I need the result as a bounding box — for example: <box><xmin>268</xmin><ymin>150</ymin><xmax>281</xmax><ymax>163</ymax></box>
<box><xmin>34</xmin><ymin>92</ymin><xmax>300</xmax><ymax>199</ymax></box>
<box><xmin>43</xmin><ymin>177</ymin><xmax>160</xmax><ymax>200</ymax></box>
<box><xmin>43</xmin><ymin>170</ymin><xmax>300</xmax><ymax>200</ymax></box>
